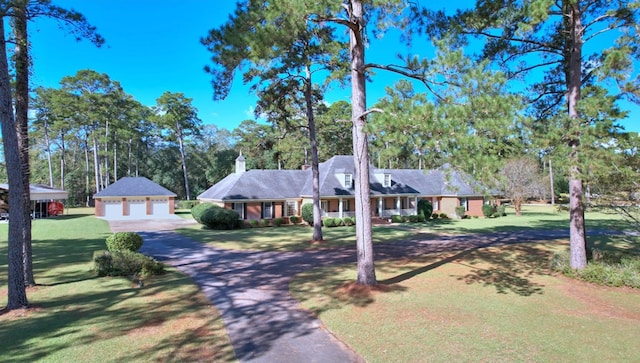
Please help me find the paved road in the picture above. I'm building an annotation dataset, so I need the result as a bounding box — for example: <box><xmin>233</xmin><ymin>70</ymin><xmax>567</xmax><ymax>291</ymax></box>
<box><xmin>116</xmin><ymin>220</ymin><xmax>602</xmax><ymax>362</ymax></box>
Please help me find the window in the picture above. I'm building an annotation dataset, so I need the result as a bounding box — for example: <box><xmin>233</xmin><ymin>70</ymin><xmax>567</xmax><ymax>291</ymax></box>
<box><xmin>383</xmin><ymin>174</ymin><xmax>391</xmax><ymax>187</ymax></box>
<box><xmin>262</xmin><ymin>202</ymin><xmax>273</xmax><ymax>219</ymax></box>
<box><xmin>344</xmin><ymin>174</ymin><xmax>352</xmax><ymax>187</ymax></box>
<box><xmin>232</xmin><ymin>203</ymin><xmax>245</xmax><ymax>220</ymax></box>
<box><xmin>343</xmin><ymin>199</ymin><xmax>350</xmax><ymax>212</ymax></box>
<box><xmin>321</xmin><ymin>200</ymin><xmax>329</xmax><ymax>214</ymax></box>
<box><xmin>401</xmin><ymin>197</ymin><xmax>408</xmax><ymax>210</ymax></box>
<box><xmin>459</xmin><ymin>198</ymin><xmax>469</xmax><ymax>211</ymax></box>
<box><xmin>285</xmin><ymin>200</ymin><xmax>297</xmax><ymax>216</ymax></box>
<box><xmin>432</xmin><ymin>197</ymin><xmax>439</xmax><ymax>211</ymax></box>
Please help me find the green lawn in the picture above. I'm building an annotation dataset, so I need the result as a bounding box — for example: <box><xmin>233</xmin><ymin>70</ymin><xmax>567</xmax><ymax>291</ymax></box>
<box><xmin>290</xmin><ymin>240</ymin><xmax>640</xmax><ymax>362</ymax></box>
<box><xmin>0</xmin><ymin>208</ymin><xmax>235</xmax><ymax>362</ymax></box>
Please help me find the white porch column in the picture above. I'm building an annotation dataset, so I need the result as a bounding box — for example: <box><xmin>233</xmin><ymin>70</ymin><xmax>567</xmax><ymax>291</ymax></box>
<box><xmin>396</xmin><ymin>196</ymin><xmax>401</xmax><ymax>214</ymax></box>
<box><xmin>414</xmin><ymin>196</ymin><xmax>419</xmax><ymax>215</ymax></box>
<box><xmin>338</xmin><ymin>198</ymin><xmax>343</xmax><ymax>218</ymax></box>
<box><xmin>378</xmin><ymin>197</ymin><xmax>383</xmax><ymax>217</ymax></box>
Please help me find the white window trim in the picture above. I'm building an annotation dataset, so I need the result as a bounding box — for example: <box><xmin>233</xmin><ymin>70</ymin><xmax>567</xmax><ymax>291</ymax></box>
<box><xmin>233</xmin><ymin>202</ymin><xmax>245</xmax><ymax>220</ymax></box>
<box><xmin>262</xmin><ymin>202</ymin><xmax>273</xmax><ymax>219</ymax></box>
<box><xmin>344</xmin><ymin>174</ymin><xmax>352</xmax><ymax>188</ymax></box>
<box><xmin>383</xmin><ymin>173</ymin><xmax>391</xmax><ymax>187</ymax></box>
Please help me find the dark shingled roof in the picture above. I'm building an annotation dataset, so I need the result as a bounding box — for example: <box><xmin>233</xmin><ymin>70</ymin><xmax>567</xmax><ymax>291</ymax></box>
<box><xmin>94</xmin><ymin>177</ymin><xmax>176</xmax><ymax>198</ymax></box>
<box><xmin>198</xmin><ymin>155</ymin><xmax>488</xmax><ymax>202</ymax></box>
<box><xmin>198</xmin><ymin>170</ymin><xmax>308</xmax><ymax>201</ymax></box>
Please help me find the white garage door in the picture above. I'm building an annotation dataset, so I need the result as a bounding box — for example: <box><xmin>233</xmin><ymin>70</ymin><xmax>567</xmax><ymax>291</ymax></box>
<box><xmin>103</xmin><ymin>199</ymin><xmax>123</xmax><ymax>219</ymax></box>
<box><xmin>151</xmin><ymin>199</ymin><xmax>170</xmax><ymax>216</ymax></box>
<box><xmin>127</xmin><ymin>199</ymin><xmax>147</xmax><ymax>218</ymax></box>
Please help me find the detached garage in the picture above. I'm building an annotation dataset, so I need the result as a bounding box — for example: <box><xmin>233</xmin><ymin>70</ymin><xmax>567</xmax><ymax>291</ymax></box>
<box><xmin>93</xmin><ymin>177</ymin><xmax>177</xmax><ymax>220</ymax></box>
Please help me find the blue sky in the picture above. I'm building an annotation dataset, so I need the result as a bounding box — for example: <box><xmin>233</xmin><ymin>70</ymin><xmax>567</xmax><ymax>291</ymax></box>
<box><xmin>29</xmin><ymin>1</ymin><xmax>639</xmax><ymax>133</ymax></box>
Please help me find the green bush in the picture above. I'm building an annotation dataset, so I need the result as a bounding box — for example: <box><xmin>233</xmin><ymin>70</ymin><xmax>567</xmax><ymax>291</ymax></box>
<box><xmin>289</xmin><ymin>215</ymin><xmax>300</xmax><ymax>224</ymax></box>
<box><xmin>455</xmin><ymin>206</ymin><xmax>466</xmax><ymax>218</ymax></box>
<box><xmin>106</xmin><ymin>232</ymin><xmax>143</xmax><ymax>252</ymax></box>
<box><xmin>248</xmin><ymin>219</ymin><xmax>259</xmax><ymax>227</ymax></box>
<box><xmin>260</xmin><ymin>219</ymin><xmax>270</xmax><ymax>227</ymax></box>
<box><xmin>497</xmin><ymin>204</ymin><xmax>507</xmax><ymax>216</ymax></box>
<box><xmin>301</xmin><ymin>203</ymin><xmax>314</xmax><ymax>225</ymax></box>
<box><xmin>191</xmin><ymin>202</ymin><xmax>215</xmax><ymax>224</ymax></box>
<box><xmin>408</xmin><ymin>215</ymin><xmax>421</xmax><ymax>223</ymax></box>
<box><xmin>492</xmin><ymin>212</ymin><xmax>501</xmax><ymax>218</ymax></box>
<box><xmin>391</xmin><ymin>215</ymin><xmax>404</xmax><ymax>223</ymax></box>
<box><xmin>417</xmin><ymin>199</ymin><xmax>433</xmax><ymax>219</ymax></box>
<box><xmin>178</xmin><ymin>200</ymin><xmax>199</xmax><ymax>209</ymax></box>
<box><xmin>431</xmin><ymin>213</ymin><xmax>439</xmax><ymax>219</ymax></box>
<box><xmin>551</xmin><ymin>251</ymin><xmax>640</xmax><ymax>288</ymax></box>
<box><xmin>482</xmin><ymin>204</ymin><xmax>495</xmax><ymax>218</ymax></box>
<box><xmin>272</xmin><ymin>217</ymin><xmax>284</xmax><ymax>227</ymax></box>
<box><xmin>342</xmin><ymin>216</ymin><xmax>355</xmax><ymax>226</ymax></box>
<box><xmin>439</xmin><ymin>212</ymin><xmax>448</xmax><ymax>219</ymax></box>
<box><xmin>93</xmin><ymin>250</ymin><xmax>164</xmax><ymax>278</ymax></box>
<box><xmin>200</xmin><ymin>205</ymin><xmax>240</xmax><ymax>229</ymax></box>
<box><xmin>324</xmin><ymin>217</ymin><xmax>336</xmax><ymax>227</ymax></box>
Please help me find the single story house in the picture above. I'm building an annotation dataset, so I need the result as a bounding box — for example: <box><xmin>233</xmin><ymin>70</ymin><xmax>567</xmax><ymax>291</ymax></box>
<box><xmin>197</xmin><ymin>154</ymin><xmax>495</xmax><ymax>221</ymax></box>
<box><xmin>93</xmin><ymin>177</ymin><xmax>176</xmax><ymax>220</ymax></box>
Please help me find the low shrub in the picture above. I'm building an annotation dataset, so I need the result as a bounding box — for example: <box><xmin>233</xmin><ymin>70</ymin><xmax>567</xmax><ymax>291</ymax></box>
<box><xmin>492</xmin><ymin>212</ymin><xmax>501</xmax><ymax>218</ymax></box>
<box><xmin>431</xmin><ymin>213</ymin><xmax>439</xmax><ymax>219</ymax></box>
<box><xmin>260</xmin><ymin>219</ymin><xmax>270</xmax><ymax>227</ymax></box>
<box><xmin>289</xmin><ymin>215</ymin><xmax>300</xmax><ymax>224</ymax></box>
<box><xmin>482</xmin><ymin>204</ymin><xmax>495</xmax><ymax>218</ymax></box>
<box><xmin>407</xmin><ymin>215</ymin><xmax>422</xmax><ymax>223</ymax></box>
<box><xmin>551</xmin><ymin>251</ymin><xmax>640</xmax><ymax>288</ymax></box>
<box><xmin>334</xmin><ymin>218</ymin><xmax>345</xmax><ymax>227</ymax></box>
<box><xmin>497</xmin><ymin>204</ymin><xmax>507</xmax><ymax>216</ymax></box>
<box><xmin>324</xmin><ymin>217</ymin><xmax>336</xmax><ymax>227</ymax></box>
<box><xmin>391</xmin><ymin>215</ymin><xmax>404</xmax><ymax>223</ymax></box>
<box><xmin>248</xmin><ymin>219</ymin><xmax>259</xmax><ymax>227</ymax></box>
<box><xmin>439</xmin><ymin>212</ymin><xmax>448</xmax><ymax>219</ymax></box>
<box><xmin>342</xmin><ymin>217</ymin><xmax>355</xmax><ymax>226</ymax></box>
<box><xmin>455</xmin><ymin>206</ymin><xmax>466</xmax><ymax>218</ymax></box>
<box><xmin>106</xmin><ymin>232</ymin><xmax>143</xmax><ymax>252</ymax></box>
<box><xmin>272</xmin><ymin>217</ymin><xmax>284</xmax><ymax>227</ymax></box>
<box><xmin>191</xmin><ymin>203</ymin><xmax>214</xmax><ymax>224</ymax></box>
<box><xmin>93</xmin><ymin>250</ymin><xmax>164</xmax><ymax>278</ymax></box>
<box><xmin>201</xmin><ymin>206</ymin><xmax>240</xmax><ymax>229</ymax></box>
<box><xmin>177</xmin><ymin>200</ymin><xmax>199</xmax><ymax>209</ymax></box>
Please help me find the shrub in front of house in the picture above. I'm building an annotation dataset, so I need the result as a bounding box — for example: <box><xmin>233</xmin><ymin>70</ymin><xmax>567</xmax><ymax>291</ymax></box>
<box><xmin>178</xmin><ymin>200</ymin><xmax>199</xmax><ymax>210</ymax></box>
<box><xmin>455</xmin><ymin>206</ymin><xmax>466</xmax><ymax>219</ymax></box>
<box><xmin>439</xmin><ymin>212</ymin><xmax>448</xmax><ymax>219</ymax></box>
<box><xmin>248</xmin><ymin>219</ymin><xmax>259</xmax><ymax>228</ymax></box>
<box><xmin>93</xmin><ymin>250</ymin><xmax>164</xmax><ymax>278</ymax></box>
<box><xmin>301</xmin><ymin>203</ymin><xmax>314</xmax><ymax>225</ymax></box>
<box><xmin>417</xmin><ymin>199</ymin><xmax>433</xmax><ymax>219</ymax></box>
<box><xmin>431</xmin><ymin>213</ymin><xmax>439</xmax><ymax>219</ymax></box>
<box><xmin>106</xmin><ymin>232</ymin><xmax>143</xmax><ymax>252</ymax></box>
<box><xmin>482</xmin><ymin>204</ymin><xmax>495</xmax><ymax>218</ymax></box>
<box><xmin>289</xmin><ymin>215</ymin><xmax>300</xmax><ymax>224</ymax></box>
<box><xmin>323</xmin><ymin>217</ymin><xmax>336</xmax><ymax>227</ymax></box>
<box><xmin>391</xmin><ymin>215</ymin><xmax>404</xmax><ymax>223</ymax></box>
<box><xmin>260</xmin><ymin>219</ymin><xmax>270</xmax><ymax>227</ymax></box>
<box><xmin>497</xmin><ymin>204</ymin><xmax>507</xmax><ymax>216</ymax></box>
<box><xmin>408</xmin><ymin>215</ymin><xmax>422</xmax><ymax>223</ymax></box>
<box><xmin>200</xmin><ymin>206</ymin><xmax>240</xmax><ymax>229</ymax></box>
<box><xmin>191</xmin><ymin>202</ymin><xmax>215</xmax><ymax>224</ymax></box>
<box><xmin>272</xmin><ymin>217</ymin><xmax>284</xmax><ymax>227</ymax></box>
<box><xmin>343</xmin><ymin>216</ymin><xmax>355</xmax><ymax>226</ymax></box>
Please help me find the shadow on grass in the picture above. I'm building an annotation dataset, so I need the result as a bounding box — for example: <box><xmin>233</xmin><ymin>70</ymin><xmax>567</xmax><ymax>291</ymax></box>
<box><xmin>0</xmin><ymin>272</ymin><xmax>235</xmax><ymax>362</ymax></box>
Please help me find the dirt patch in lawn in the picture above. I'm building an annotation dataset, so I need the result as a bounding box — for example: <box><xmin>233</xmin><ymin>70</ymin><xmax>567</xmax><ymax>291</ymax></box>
<box><xmin>555</xmin><ymin>276</ymin><xmax>640</xmax><ymax>321</ymax></box>
<box><xmin>108</xmin><ymin>218</ymin><xmax>198</xmax><ymax>232</ymax></box>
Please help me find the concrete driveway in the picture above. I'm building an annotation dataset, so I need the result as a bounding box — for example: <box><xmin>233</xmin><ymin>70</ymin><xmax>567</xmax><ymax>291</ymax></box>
<box><xmin>107</xmin><ymin>215</ymin><xmax>198</xmax><ymax>232</ymax></box>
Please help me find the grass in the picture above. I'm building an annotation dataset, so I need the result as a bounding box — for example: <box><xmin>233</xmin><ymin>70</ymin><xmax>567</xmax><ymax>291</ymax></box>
<box><xmin>290</xmin><ymin>239</ymin><xmax>640</xmax><ymax>362</ymax></box>
<box><xmin>178</xmin><ymin>223</ymin><xmax>418</xmax><ymax>251</ymax></box>
<box><xmin>0</xmin><ymin>208</ymin><xmax>236</xmax><ymax>362</ymax></box>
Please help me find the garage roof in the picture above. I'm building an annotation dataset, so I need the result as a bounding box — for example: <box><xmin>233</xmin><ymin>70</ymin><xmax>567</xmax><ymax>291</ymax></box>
<box><xmin>0</xmin><ymin>183</ymin><xmax>68</xmax><ymax>200</ymax></box>
<box><xmin>93</xmin><ymin>177</ymin><xmax>177</xmax><ymax>198</ymax></box>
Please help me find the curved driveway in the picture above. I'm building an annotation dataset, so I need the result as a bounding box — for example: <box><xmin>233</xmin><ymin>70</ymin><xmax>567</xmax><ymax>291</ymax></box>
<box><xmin>113</xmin><ymin>219</ymin><xmax>581</xmax><ymax>362</ymax></box>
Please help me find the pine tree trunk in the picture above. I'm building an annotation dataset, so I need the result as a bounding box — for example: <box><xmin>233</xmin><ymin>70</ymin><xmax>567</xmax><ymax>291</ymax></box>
<box><xmin>349</xmin><ymin>0</ymin><xmax>376</xmax><ymax>285</ymax></box>
<box><xmin>0</xmin><ymin>15</ymin><xmax>28</xmax><ymax>309</ymax></box>
<box><xmin>304</xmin><ymin>66</ymin><xmax>324</xmax><ymax>242</ymax></box>
<box><xmin>567</xmin><ymin>1</ymin><xmax>587</xmax><ymax>269</ymax></box>
<box><xmin>177</xmin><ymin>125</ymin><xmax>190</xmax><ymax>200</ymax></box>
<box><xmin>13</xmin><ymin>2</ymin><xmax>35</xmax><ymax>286</ymax></box>
<box><xmin>549</xmin><ymin>157</ymin><xmax>555</xmax><ymax>206</ymax></box>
